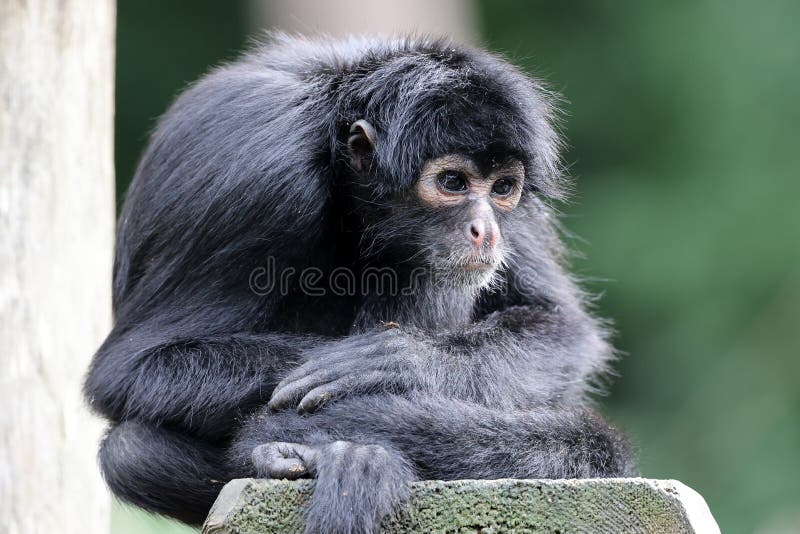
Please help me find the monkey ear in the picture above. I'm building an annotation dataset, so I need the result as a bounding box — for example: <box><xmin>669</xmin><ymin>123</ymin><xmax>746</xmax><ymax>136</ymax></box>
<box><xmin>347</xmin><ymin>119</ymin><xmax>377</xmax><ymax>173</ymax></box>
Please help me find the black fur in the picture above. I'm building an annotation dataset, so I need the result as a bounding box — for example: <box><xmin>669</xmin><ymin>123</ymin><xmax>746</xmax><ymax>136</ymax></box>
<box><xmin>84</xmin><ymin>34</ymin><xmax>636</xmax><ymax>533</ymax></box>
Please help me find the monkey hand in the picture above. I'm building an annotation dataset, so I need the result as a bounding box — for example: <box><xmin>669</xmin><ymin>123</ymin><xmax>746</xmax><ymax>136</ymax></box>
<box><xmin>252</xmin><ymin>442</ymin><xmax>318</xmax><ymax>479</ymax></box>
<box><xmin>268</xmin><ymin>329</ymin><xmax>425</xmax><ymax>414</ymax></box>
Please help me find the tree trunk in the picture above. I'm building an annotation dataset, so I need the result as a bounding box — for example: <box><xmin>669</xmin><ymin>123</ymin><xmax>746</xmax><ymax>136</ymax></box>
<box><xmin>253</xmin><ymin>0</ymin><xmax>477</xmax><ymax>44</ymax></box>
<box><xmin>0</xmin><ymin>1</ymin><xmax>115</xmax><ymax>532</ymax></box>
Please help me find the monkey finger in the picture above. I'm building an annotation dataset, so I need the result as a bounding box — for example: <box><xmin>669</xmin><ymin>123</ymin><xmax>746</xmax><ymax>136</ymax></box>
<box><xmin>296</xmin><ymin>371</ymin><xmax>405</xmax><ymax>414</ymax></box>
<box><xmin>271</xmin><ymin>342</ymin><xmax>406</xmax><ymax>410</ymax></box>
<box><xmin>274</xmin><ymin>353</ymin><xmax>358</xmax><ymax>391</ymax></box>
<box><xmin>274</xmin><ymin>362</ymin><xmax>326</xmax><ymax>391</ymax></box>
<box><xmin>295</xmin><ymin>330</ymin><xmax>402</xmax><ymax>370</ymax></box>
<box><xmin>269</xmin><ymin>370</ymin><xmax>337</xmax><ymax>411</ymax></box>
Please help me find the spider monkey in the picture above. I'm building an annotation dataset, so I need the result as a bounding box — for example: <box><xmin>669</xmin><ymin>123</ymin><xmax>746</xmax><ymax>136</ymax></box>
<box><xmin>84</xmin><ymin>34</ymin><xmax>636</xmax><ymax>533</ymax></box>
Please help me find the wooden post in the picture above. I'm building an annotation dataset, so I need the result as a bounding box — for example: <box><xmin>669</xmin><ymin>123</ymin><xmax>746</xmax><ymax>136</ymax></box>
<box><xmin>203</xmin><ymin>478</ymin><xmax>721</xmax><ymax>533</ymax></box>
<box><xmin>0</xmin><ymin>0</ymin><xmax>115</xmax><ymax>532</ymax></box>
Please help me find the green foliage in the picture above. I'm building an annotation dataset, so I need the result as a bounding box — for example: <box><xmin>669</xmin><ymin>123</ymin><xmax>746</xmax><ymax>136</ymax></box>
<box><xmin>115</xmin><ymin>0</ymin><xmax>248</xmax><ymax>208</ymax></box>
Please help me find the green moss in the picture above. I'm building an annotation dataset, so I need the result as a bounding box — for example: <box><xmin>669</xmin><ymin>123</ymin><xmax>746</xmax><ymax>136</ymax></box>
<box><xmin>203</xmin><ymin>478</ymin><xmax>718</xmax><ymax>533</ymax></box>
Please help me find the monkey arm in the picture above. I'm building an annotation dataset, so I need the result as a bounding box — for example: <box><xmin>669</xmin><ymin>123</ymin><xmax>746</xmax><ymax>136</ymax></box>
<box><xmin>269</xmin><ymin>299</ymin><xmax>608</xmax><ymax>413</ymax></box>
<box><xmin>84</xmin><ymin>330</ymin><xmax>314</xmax><ymax>439</ymax></box>
<box><xmin>436</xmin><ymin>299</ymin><xmax>612</xmax><ymax>406</ymax></box>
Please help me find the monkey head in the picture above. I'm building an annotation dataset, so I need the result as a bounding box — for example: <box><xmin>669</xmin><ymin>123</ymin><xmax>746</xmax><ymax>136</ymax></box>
<box><xmin>338</xmin><ymin>45</ymin><xmax>564</xmax><ymax>291</ymax></box>
<box><xmin>347</xmin><ymin>120</ymin><xmax>528</xmax><ymax>289</ymax></box>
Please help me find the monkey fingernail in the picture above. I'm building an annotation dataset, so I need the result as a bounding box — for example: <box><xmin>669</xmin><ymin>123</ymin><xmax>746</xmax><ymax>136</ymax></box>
<box><xmin>298</xmin><ymin>392</ymin><xmax>332</xmax><ymax>414</ymax></box>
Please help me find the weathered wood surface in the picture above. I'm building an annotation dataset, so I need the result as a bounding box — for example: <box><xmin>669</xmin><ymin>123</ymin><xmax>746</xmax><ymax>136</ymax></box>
<box><xmin>203</xmin><ymin>478</ymin><xmax>720</xmax><ymax>533</ymax></box>
<box><xmin>0</xmin><ymin>0</ymin><xmax>116</xmax><ymax>532</ymax></box>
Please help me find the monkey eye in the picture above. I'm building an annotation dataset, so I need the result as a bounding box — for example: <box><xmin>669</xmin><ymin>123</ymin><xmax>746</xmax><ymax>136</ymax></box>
<box><xmin>437</xmin><ymin>171</ymin><xmax>469</xmax><ymax>193</ymax></box>
<box><xmin>492</xmin><ymin>177</ymin><xmax>516</xmax><ymax>196</ymax></box>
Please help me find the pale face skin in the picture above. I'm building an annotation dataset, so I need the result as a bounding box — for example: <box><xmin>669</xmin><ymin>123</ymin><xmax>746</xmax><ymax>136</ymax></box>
<box><xmin>414</xmin><ymin>153</ymin><xmax>525</xmax><ymax>279</ymax></box>
<box><xmin>415</xmin><ymin>154</ymin><xmax>525</xmax><ymax>212</ymax></box>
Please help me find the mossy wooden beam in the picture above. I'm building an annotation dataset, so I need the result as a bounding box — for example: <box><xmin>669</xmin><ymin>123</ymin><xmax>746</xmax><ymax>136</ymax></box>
<box><xmin>203</xmin><ymin>478</ymin><xmax>719</xmax><ymax>533</ymax></box>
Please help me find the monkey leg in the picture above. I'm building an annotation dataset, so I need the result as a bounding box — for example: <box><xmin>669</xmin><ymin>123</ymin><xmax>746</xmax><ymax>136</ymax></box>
<box><xmin>241</xmin><ymin>394</ymin><xmax>636</xmax><ymax>482</ymax></box>
<box><xmin>304</xmin><ymin>440</ymin><xmax>412</xmax><ymax>534</ymax></box>
<box><xmin>246</xmin><ymin>440</ymin><xmax>412</xmax><ymax>534</ymax></box>
<box><xmin>229</xmin><ymin>415</ymin><xmax>412</xmax><ymax>534</ymax></box>
<box><xmin>98</xmin><ymin>420</ymin><xmax>228</xmax><ymax>525</ymax></box>
<box><xmin>312</xmin><ymin>394</ymin><xmax>638</xmax><ymax>480</ymax></box>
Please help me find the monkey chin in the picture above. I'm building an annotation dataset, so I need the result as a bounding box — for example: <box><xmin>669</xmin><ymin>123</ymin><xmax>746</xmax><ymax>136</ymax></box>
<box><xmin>431</xmin><ymin>261</ymin><xmax>499</xmax><ymax>291</ymax></box>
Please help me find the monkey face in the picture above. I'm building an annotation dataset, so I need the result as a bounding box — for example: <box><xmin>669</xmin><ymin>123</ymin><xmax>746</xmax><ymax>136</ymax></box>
<box><xmin>408</xmin><ymin>153</ymin><xmax>525</xmax><ymax>287</ymax></box>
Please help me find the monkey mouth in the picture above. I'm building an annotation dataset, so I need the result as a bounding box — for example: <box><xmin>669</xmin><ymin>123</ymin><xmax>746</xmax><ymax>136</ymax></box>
<box><xmin>435</xmin><ymin>251</ymin><xmax>503</xmax><ymax>278</ymax></box>
<box><xmin>463</xmin><ymin>260</ymin><xmax>494</xmax><ymax>270</ymax></box>
<box><xmin>460</xmin><ymin>255</ymin><xmax>498</xmax><ymax>270</ymax></box>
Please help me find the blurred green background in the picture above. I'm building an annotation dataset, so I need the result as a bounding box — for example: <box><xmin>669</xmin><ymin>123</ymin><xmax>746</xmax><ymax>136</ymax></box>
<box><xmin>113</xmin><ymin>1</ymin><xmax>800</xmax><ymax>533</ymax></box>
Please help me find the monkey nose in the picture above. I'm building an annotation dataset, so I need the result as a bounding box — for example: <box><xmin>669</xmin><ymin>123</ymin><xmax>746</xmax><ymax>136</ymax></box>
<box><xmin>467</xmin><ymin>219</ymin><xmax>497</xmax><ymax>248</ymax></box>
